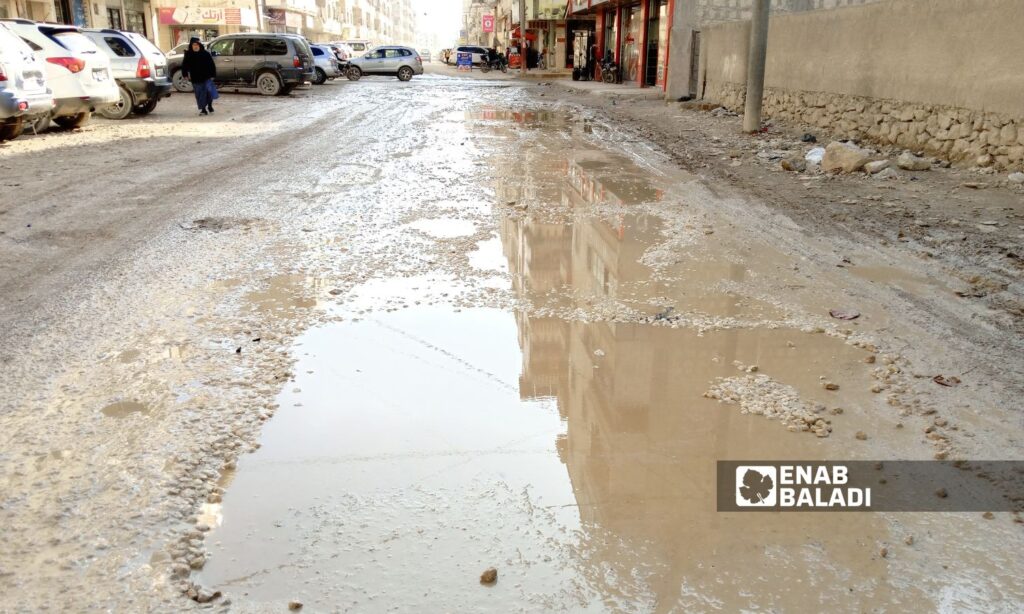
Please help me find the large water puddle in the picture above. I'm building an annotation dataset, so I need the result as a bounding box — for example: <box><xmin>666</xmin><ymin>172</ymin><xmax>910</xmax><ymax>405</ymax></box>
<box><xmin>194</xmin><ymin>306</ymin><xmax>933</xmax><ymax>611</ymax></box>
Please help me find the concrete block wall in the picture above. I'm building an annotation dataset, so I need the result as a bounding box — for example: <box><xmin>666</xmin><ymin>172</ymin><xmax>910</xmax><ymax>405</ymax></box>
<box><xmin>698</xmin><ymin>0</ymin><xmax>1024</xmax><ymax>170</ymax></box>
<box><xmin>697</xmin><ymin>0</ymin><xmax>884</xmax><ymax>24</ymax></box>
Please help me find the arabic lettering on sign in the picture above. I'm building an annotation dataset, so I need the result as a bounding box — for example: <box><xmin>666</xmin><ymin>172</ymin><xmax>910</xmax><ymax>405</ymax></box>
<box><xmin>158</xmin><ymin>7</ymin><xmax>226</xmax><ymax>25</ymax></box>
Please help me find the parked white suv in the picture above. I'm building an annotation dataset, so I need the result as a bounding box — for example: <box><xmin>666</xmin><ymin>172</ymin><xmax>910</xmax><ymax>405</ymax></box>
<box><xmin>0</xmin><ymin>21</ymin><xmax>52</xmax><ymax>140</ymax></box>
<box><xmin>1</xmin><ymin>19</ymin><xmax>118</xmax><ymax>131</ymax></box>
<box><xmin>83</xmin><ymin>28</ymin><xmax>172</xmax><ymax>120</ymax></box>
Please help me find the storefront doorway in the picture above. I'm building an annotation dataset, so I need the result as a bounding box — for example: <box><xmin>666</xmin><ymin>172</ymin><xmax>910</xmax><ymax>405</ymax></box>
<box><xmin>646</xmin><ymin>0</ymin><xmax>669</xmax><ymax>87</ymax></box>
<box><xmin>567</xmin><ymin>20</ymin><xmax>595</xmax><ymax>69</ymax></box>
<box><xmin>619</xmin><ymin>4</ymin><xmax>641</xmax><ymax>83</ymax></box>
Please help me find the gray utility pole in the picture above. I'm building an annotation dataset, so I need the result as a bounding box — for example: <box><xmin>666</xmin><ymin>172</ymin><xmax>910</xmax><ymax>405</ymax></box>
<box><xmin>743</xmin><ymin>0</ymin><xmax>770</xmax><ymax>133</ymax></box>
<box><xmin>519</xmin><ymin>0</ymin><xmax>527</xmax><ymax>76</ymax></box>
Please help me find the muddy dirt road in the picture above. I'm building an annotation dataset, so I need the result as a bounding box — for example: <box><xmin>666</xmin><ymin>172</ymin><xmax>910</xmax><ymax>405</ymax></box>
<box><xmin>1</xmin><ymin>72</ymin><xmax>1022</xmax><ymax>612</ymax></box>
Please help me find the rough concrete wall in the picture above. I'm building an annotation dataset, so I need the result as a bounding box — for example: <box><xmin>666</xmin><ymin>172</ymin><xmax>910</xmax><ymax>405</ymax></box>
<box><xmin>698</xmin><ymin>0</ymin><xmax>1024</xmax><ymax>170</ymax></box>
<box><xmin>697</xmin><ymin>0</ymin><xmax>884</xmax><ymax>24</ymax></box>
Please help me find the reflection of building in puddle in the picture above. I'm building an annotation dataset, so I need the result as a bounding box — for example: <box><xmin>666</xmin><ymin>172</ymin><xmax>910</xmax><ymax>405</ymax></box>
<box><xmin>495</xmin><ymin>139</ymin><xmax>907</xmax><ymax>608</ymax></box>
<box><xmin>532</xmin><ymin>320</ymin><xmax>900</xmax><ymax>609</ymax></box>
<box><xmin>565</xmin><ymin>156</ymin><xmax>665</xmax><ymax>207</ymax></box>
<box><xmin>493</xmin><ymin>147</ymin><xmax>667</xmax><ymax>210</ymax></box>
<box><xmin>466</xmin><ymin>108</ymin><xmax>567</xmax><ymax>126</ymax></box>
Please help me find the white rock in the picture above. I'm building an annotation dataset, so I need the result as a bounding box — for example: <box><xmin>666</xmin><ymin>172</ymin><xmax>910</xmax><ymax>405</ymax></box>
<box><xmin>822</xmin><ymin>141</ymin><xmax>872</xmax><ymax>173</ymax></box>
<box><xmin>874</xmin><ymin>168</ymin><xmax>900</xmax><ymax>180</ymax></box>
<box><xmin>897</xmin><ymin>152</ymin><xmax>931</xmax><ymax>171</ymax></box>
<box><xmin>864</xmin><ymin>160</ymin><xmax>891</xmax><ymax>174</ymax></box>
<box><xmin>1008</xmin><ymin>172</ymin><xmax>1024</xmax><ymax>184</ymax></box>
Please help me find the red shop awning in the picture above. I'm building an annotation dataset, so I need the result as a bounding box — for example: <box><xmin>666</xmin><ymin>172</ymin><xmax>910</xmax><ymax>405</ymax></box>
<box><xmin>511</xmin><ymin>27</ymin><xmax>539</xmax><ymax>41</ymax></box>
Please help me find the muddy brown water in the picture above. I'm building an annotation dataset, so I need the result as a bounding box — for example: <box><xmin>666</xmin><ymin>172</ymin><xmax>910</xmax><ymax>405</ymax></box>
<box><xmin>191</xmin><ymin>106</ymin><xmax>1023</xmax><ymax>611</ymax></box>
<box><xmin>197</xmin><ymin>307</ymin><xmax>903</xmax><ymax>611</ymax></box>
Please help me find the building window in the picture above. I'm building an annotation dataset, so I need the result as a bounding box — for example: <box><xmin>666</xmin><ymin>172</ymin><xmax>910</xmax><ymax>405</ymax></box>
<box><xmin>107</xmin><ymin>8</ymin><xmax>123</xmax><ymax>30</ymax></box>
<box><xmin>124</xmin><ymin>10</ymin><xmax>146</xmax><ymax>35</ymax></box>
<box><xmin>55</xmin><ymin>0</ymin><xmax>73</xmax><ymax>25</ymax></box>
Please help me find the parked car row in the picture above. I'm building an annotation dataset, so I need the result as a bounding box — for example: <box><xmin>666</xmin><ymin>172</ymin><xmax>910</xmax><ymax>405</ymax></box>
<box><xmin>0</xmin><ymin>18</ymin><xmax>173</xmax><ymax>141</ymax></box>
<box><xmin>166</xmin><ymin>35</ymin><xmax>423</xmax><ymax>93</ymax></box>
<box><xmin>1</xmin><ymin>21</ymin><xmax>424</xmax><ymax>143</ymax></box>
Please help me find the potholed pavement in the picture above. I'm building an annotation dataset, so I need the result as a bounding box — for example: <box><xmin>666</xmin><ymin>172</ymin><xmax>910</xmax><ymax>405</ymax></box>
<box><xmin>1</xmin><ymin>76</ymin><xmax>1021</xmax><ymax>612</ymax></box>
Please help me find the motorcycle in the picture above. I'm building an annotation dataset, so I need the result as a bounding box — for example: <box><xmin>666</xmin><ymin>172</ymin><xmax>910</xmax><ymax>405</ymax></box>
<box><xmin>480</xmin><ymin>56</ymin><xmax>508</xmax><ymax>74</ymax></box>
<box><xmin>601</xmin><ymin>56</ymin><xmax>619</xmax><ymax>84</ymax></box>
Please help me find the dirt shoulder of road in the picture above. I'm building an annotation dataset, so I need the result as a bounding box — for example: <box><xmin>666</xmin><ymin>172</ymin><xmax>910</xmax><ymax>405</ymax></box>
<box><xmin>537</xmin><ymin>81</ymin><xmax>1024</xmax><ymax>463</ymax></box>
<box><xmin>541</xmin><ymin>82</ymin><xmax>1024</xmax><ymax>332</ymax></box>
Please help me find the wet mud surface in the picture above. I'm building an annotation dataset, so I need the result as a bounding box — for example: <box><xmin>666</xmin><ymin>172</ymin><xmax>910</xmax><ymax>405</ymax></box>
<box><xmin>1</xmin><ymin>73</ymin><xmax>1022</xmax><ymax>611</ymax></box>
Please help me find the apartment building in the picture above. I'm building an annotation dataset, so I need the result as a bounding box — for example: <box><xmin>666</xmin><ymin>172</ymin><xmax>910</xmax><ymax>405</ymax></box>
<box><xmin>1</xmin><ymin>0</ymin><xmax>414</xmax><ymax>50</ymax></box>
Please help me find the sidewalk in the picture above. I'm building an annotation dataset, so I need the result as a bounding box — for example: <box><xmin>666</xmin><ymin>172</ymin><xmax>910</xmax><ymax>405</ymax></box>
<box><xmin>554</xmin><ymin>79</ymin><xmax>667</xmax><ymax>101</ymax></box>
<box><xmin>425</xmin><ymin>63</ymin><xmax>666</xmax><ymax>101</ymax></box>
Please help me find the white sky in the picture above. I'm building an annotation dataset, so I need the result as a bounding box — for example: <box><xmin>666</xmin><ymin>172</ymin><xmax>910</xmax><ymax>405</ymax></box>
<box><xmin>412</xmin><ymin>0</ymin><xmax>464</xmax><ymax>44</ymax></box>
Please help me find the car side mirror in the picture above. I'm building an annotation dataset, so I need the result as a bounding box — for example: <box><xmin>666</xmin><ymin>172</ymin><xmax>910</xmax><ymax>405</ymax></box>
<box><xmin>210</xmin><ymin>51</ymin><xmax>219</xmax><ymax>56</ymax></box>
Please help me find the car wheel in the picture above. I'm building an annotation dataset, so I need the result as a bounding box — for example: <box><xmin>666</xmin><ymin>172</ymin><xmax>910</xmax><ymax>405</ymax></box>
<box><xmin>132</xmin><ymin>99</ymin><xmax>159</xmax><ymax>115</ymax></box>
<box><xmin>172</xmin><ymin>69</ymin><xmax>193</xmax><ymax>93</ymax></box>
<box><xmin>397</xmin><ymin>66</ymin><xmax>414</xmax><ymax>81</ymax></box>
<box><xmin>256</xmin><ymin>71</ymin><xmax>282</xmax><ymax>96</ymax></box>
<box><xmin>313</xmin><ymin>67</ymin><xmax>327</xmax><ymax>85</ymax></box>
<box><xmin>53</xmin><ymin>112</ymin><xmax>91</xmax><ymax>130</ymax></box>
<box><xmin>346</xmin><ymin>66</ymin><xmax>362</xmax><ymax>81</ymax></box>
<box><xmin>99</xmin><ymin>85</ymin><xmax>134</xmax><ymax>120</ymax></box>
<box><xmin>0</xmin><ymin>117</ymin><xmax>24</xmax><ymax>141</ymax></box>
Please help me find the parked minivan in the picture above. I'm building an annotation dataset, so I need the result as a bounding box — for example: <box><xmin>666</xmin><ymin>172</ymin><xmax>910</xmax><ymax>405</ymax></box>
<box><xmin>83</xmin><ymin>28</ymin><xmax>172</xmax><ymax>119</ymax></box>
<box><xmin>0</xmin><ymin>21</ymin><xmax>52</xmax><ymax>140</ymax></box>
<box><xmin>451</xmin><ymin>45</ymin><xmax>488</xmax><ymax>66</ymax></box>
<box><xmin>1</xmin><ymin>19</ymin><xmax>118</xmax><ymax>131</ymax></box>
<box><xmin>168</xmin><ymin>33</ymin><xmax>314</xmax><ymax>96</ymax></box>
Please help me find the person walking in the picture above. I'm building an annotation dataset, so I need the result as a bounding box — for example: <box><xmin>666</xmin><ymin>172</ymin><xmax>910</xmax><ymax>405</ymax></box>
<box><xmin>180</xmin><ymin>38</ymin><xmax>217</xmax><ymax>116</ymax></box>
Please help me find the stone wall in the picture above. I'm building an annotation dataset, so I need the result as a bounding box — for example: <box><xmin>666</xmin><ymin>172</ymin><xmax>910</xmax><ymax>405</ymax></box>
<box><xmin>698</xmin><ymin>0</ymin><xmax>1024</xmax><ymax>170</ymax></box>
<box><xmin>708</xmin><ymin>82</ymin><xmax>1024</xmax><ymax>170</ymax></box>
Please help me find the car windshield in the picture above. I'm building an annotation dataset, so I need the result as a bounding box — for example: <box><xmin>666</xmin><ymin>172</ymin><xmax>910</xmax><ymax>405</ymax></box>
<box><xmin>52</xmin><ymin>31</ymin><xmax>99</xmax><ymax>54</ymax></box>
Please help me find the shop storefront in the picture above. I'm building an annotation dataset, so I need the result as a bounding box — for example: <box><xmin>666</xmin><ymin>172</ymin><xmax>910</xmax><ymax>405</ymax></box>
<box><xmin>105</xmin><ymin>0</ymin><xmax>149</xmax><ymax>36</ymax></box>
<box><xmin>569</xmin><ymin>0</ymin><xmax>674</xmax><ymax>90</ymax></box>
<box><xmin>512</xmin><ymin>0</ymin><xmax>589</xmax><ymax>72</ymax></box>
<box><xmin>154</xmin><ymin>6</ymin><xmax>258</xmax><ymax>51</ymax></box>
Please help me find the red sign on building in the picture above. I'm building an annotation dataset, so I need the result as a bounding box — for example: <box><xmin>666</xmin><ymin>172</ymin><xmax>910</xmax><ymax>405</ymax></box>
<box><xmin>482</xmin><ymin>14</ymin><xmax>495</xmax><ymax>33</ymax></box>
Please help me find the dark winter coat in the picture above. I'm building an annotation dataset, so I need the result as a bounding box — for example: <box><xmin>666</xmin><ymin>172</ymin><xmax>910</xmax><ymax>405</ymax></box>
<box><xmin>182</xmin><ymin>41</ymin><xmax>217</xmax><ymax>83</ymax></box>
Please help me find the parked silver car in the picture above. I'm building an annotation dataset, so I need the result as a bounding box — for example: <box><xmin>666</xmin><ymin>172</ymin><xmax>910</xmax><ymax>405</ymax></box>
<box><xmin>0</xmin><ymin>21</ymin><xmax>52</xmax><ymax>140</ymax></box>
<box><xmin>346</xmin><ymin>46</ymin><xmax>423</xmax><ymax>82</ymax></box>
<box><xmin>1</xmin><ymin>19</ymin><xmax>118</xmax><ymax>131</ymax></box>
<box><xmin>83</xmin><ymin>28</ymin><xmax>172</xmax><ymax>119</ymax></box>
<box><xmin>309</xmin><ymin>44</ymin><xmax>342</xmax><ymax>84</ymax></box>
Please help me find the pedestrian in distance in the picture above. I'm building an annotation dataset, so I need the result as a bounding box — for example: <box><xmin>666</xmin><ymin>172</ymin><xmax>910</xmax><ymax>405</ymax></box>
<box><xmin>181</xmin><ymin>38</ymin><xmax>217</xmax><ymax>116</ymax></box>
